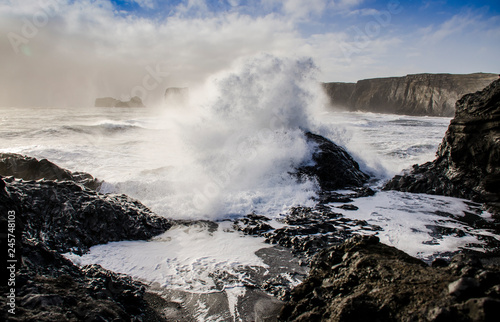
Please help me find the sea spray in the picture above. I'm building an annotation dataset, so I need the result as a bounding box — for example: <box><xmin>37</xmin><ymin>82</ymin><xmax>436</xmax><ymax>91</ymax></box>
<box><xmin>109</xmin><ymin>54</ymin><xmax>329</xmax><ymax>219</ymax></box>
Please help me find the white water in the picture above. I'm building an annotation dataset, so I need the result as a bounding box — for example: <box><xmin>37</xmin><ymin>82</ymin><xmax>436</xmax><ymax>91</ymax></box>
<box><xmin>65</xmin><ymin>221</ymin><xmax>270</xmax><ymax>292</ymax></box>
<box><xmin>1</xmin><ymin>54</ymin><xmax>497</xmax><ymax>320</ymax></box>
<box><xmin>0</xmin><ymin>57</ymin><xmax>450</xmax><ymax>221</ymax></box>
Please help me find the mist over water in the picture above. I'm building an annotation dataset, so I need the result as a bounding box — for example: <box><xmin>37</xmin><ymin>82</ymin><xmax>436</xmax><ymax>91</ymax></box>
<box><xmin>0</xmin><ymin>54</ymin><xmax>450</xmax><ymax>221</ymax></box>
<box><xmin>105</xmin><ymin>55</ymin><xmax>330</xmax><ymax>219</ymax></box>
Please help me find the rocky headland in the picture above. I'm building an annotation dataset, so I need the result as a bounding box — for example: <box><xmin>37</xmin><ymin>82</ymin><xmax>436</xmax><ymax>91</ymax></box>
<box><xmin>384</xmin><ymin>79</ymin><xmax>500</xmax><ymax>215</ymax></box>
<box><xmin>95</xmin><ymin>96</ymin><xmax>145</xmax><ymax>108</ymax></box>
<box><xmin>323</xmin><ymin>73</ymin><xmax>498</xmax><ymax>116</ymax></box>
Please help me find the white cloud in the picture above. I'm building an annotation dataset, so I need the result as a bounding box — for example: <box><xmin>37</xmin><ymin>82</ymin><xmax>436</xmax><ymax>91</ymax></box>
<box><xmin>0</xmin><ymin>0</ymin><xmax>498</xmax><ymax>107</ymax></box>
<box><xmin>0</xmin><ymin>0</ymin><xmax>307</xmax><ymax>107</ymax></box>
<box><xmin>282</xmin><ymin>0</ymin><xmax>327</xmax><ymax>19</ymax></box>
<box><xmin>421</xmin><ymin>13</ymin><xmax>476</xmax><ymax>43</ymax></box>
<box><xmin>133</xmin><ymin>0</ymin><xmax>155</xmax><ymax>9</ymax></box>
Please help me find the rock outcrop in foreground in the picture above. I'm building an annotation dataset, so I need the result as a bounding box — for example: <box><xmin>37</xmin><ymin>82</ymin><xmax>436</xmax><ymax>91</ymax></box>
<box><xmin>280</xmin><ymin>235</ymin><xmax>500</xmax><ymax>321</ymax></box>
<box><xmin>0</xmin><ymin>153</ymin><xmax>101</xmax><ymax>190</ymax></box>
<box><xmin>384</xmin><ymin>79</ymin><xmax>500</xmax><ymax>214</ymax></box>
<box><xmin>0</xmin><ymin>174</ymin><xmax>171</xmax><ymax>321</ymax></box>
<box><xmin>323</xmin><ymin>73</ymin><xmax>497</xmax><ymax>116</ymax></box>
<box><xmin>95</xmin><ymin>96</ymin><xmax>144</xmax><ymax>107</ymax></box>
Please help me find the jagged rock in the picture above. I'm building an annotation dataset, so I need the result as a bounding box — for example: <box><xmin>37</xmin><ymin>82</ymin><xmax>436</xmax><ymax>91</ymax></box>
<box><xmin>1</xmin><ymin>177</ymin><xmax>171</xmax><ymax>254</ymax></box>
<box><xmin>384</xmin><ymin>79</ymin><xmax>500</xmax><ymax>215</ymax></box>
<box><xmin>1</xmin><ymin>240</ymin><xmax>164</xmax><ymax>322</ymax></box>
<box><xmin>0</xmin><ymin>169</ymin><xmax>172</xmax><ymax>321</ymax></box>
<box><xmin>323</xmin><ymin>73</ymin><xmax>498</xmax><ymax>116</ymax></box>
<box><xmin>164</xmin><ymin>87</ymin><xmax>189</xmax><ymax>107</ymax></box>
<box><xmin>233</xmin><ymin>206</ymin><xmax>382</xmax><ymax>262</ymax></box>
<box><xmin>0</xmin><ymin>153</ymin><xmax>101</xmax><ymax>190</ymax></box>
<box><xmin>448</xmin><ymin>277</ymin><xmax>480</xmax><ymax>299</ymax></box>
<box><xmin>95</xmin><ymin>96</ymin><xmax>145</xmax><ymax>107</ymax></box>
<box><xmin>297</xmin><ymin>132</ymin><xmax>369</xmax><ymax>190</ymax></box>
<box><xmin>279</xmin><ymin>235</ymin><xmax>500</xmax><ymax>322</ymax></box>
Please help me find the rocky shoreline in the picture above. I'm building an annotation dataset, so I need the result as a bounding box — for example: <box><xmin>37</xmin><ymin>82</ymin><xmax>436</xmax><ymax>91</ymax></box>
<box><xmin>280</xmin><ymin>235</ymin><xmax>500</xmax><ymax>321</ymax></box>
<box><xmin>2</xmin><ymin>76</ymin><xmax>500</xmax><ymax>321</ymax></box>
<box><xmin>0</xmin><ymin>175</ymin><xmax>172</xmax><ymax>321</ymax></box>
<box><xmin>384</xmin><ymin>79</ymin><xmax>500</xmax><ymax>216</ymax></box>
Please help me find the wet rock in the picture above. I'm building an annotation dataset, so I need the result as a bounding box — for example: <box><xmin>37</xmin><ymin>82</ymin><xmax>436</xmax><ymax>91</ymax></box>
<box><xmin>234</xmin><ymin>207</ymin><xmax>382</xmax><ymax>263</ymax></box>
<box><xmin>0</xmin><ymin>164</ymin><xmax>172</xmax><ymax>321</ymax></box>
<box><xmin>297</xmin><ymin>132</ymin><xmax>369</xmax><ymax>190</ymax></box>
<box><xmin>0</xmin><ymin>240</ymin><xmax>164</xmax><ymax>322</ymax></box>
<box><xmin>459</xmin><ymin>297</ymin><xmax>500</xmax><ymax>322</ymax></box>
<box><xmin>337</xmin><ymin>204</ymin><xmax>359</xmax><ymax>211</ymax></box>
<box><xmin>316</xmin><ymin>187</ymin><xmax>375</xmax><ymax>204</ymax></box>
<box><xmin>232</xmin><ymin>213</ymin><xmax>273</xmax><ymax>235</ymax></box>
<box><xmin>21</xmin><ymin>294</ymin><xmax>64</xmax><ymax>309</ymax></box>
<box><xmin>0</xmin><ymin>153</ymin><xmax>101</xmax><ymax>190</ymax></box>
<box><xmin>431</xmin><ymin>258</ymin><xmax>449</xmax><ymax>268</ymax></box>
<box><xmin>448</xmin><ymin>277</ymin><xmax>480</xmax><ymax>299</ymax></box>
<box><xmin>279</xmin><ymin>235</ymin><xmax>500</xmax><ymax>322</ymax></box>
<box><xmin>384</xmin><ymin>79</ymin><xmax>500</xmax><ymax>215</ymax></box>
<box><xmin>1</xmin><ymin>177</ymin><xmax>171</xmax><ymax>254</ymax></box>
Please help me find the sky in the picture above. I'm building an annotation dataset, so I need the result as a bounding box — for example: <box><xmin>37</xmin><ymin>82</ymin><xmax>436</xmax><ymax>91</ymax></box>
<box><xmin>1</xmin><ymin>0</ymin><xmax>499</xmax><ymax>107</ymax></box>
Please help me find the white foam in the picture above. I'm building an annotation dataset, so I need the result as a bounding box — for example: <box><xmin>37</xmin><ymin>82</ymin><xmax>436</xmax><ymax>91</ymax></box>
<box><xmin>64</xmin><ymin>222</ymin><xmax>272</xmax><ymax>293</ymax></box>
<box><xmin>335</xmin><ymin>191</ymin><xmax>499</xmax><ymax>261</ymax></box>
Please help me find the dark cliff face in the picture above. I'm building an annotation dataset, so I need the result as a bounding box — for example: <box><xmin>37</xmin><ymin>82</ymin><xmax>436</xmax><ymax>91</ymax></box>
<box><xmin>384</xmin><ymin>79</ymin><xmax>500</xmax><ymax>213</ymax></box>
<box><xmin>323</xmin><ymin>73</ymin><xmax>498</xmax><ymax>116</ymax></box>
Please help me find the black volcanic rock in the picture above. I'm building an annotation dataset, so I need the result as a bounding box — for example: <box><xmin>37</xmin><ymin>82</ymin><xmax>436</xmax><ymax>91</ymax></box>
<box><xmin>279</xmin><ymin>235</ymin><xmax>500</xmax><ymax>322</ymax></box>
<box><xmin>323</xmin><ymin>73</ymin><xmax>497</xmax><ymax>116</ymax></box>
<box><xmin>297</xmin><ymin>132</ymin><xmax>369</xmax><ymax>190</ymax></box>
<box><xmin>384</xmin><ymin>79</ymin><xmax>500</xmax><ymax>214</ymax></box>
<box><xmin>0</xmin><ymin>170</ymin><xmax>171</xmax><ymax>321</ymax></box>
<box><xmin>2</xmin><ymin>240</ymin><xmax>163</xmax><ymax>322</ymax></box>
<box><xmin>1</xmin><ymin>177</ymin><xmax>171</xmax><ymax>254</ymax></box>
<box><xmin>233</xmin><ymin>203</ymin><xmax>382</xmax><ymax>263</ymax></box>
<box><xmin>0</xmin><ymin>153</ymin><xmax>101</xmax><ymax>190</ymax></box>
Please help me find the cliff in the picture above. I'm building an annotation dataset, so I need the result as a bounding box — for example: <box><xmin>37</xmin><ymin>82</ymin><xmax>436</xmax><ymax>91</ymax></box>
<box><xmin>94</xmin><ymin>96</ymin><xmax>144</xmax><ymax>107</ymax></box>
<box><xmin>384</xmin><ymin>79</ymin><xmax>500</xmax><ymax>213</ymax></box>
<box><xmin>323</xmin><ymin>73</ymin><xmax>498</xmax><ymax>116</ymax></box>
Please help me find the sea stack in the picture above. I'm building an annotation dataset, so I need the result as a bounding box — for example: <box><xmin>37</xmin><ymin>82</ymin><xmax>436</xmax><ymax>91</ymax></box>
<box><xmin>164</xmin><ymin>87</ymin><xmax>189</xmax><ymax>107</ymax></box>
<box><xmin>94</xmin><ymin>96</ymin><xmax>145</xmax><ymax>107</ymax></box>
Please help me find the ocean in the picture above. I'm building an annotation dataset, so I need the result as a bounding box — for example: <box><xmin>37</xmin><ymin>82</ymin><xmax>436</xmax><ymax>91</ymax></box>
<box><xmin>1</xmin><ymin>56</ymin><xmax>496</xmax><ymax>320</ymax></box>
